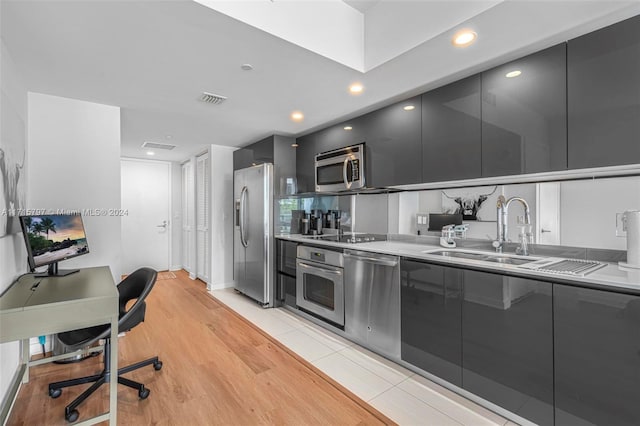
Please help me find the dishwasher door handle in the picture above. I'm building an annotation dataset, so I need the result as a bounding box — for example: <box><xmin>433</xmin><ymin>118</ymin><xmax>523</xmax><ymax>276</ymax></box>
<box><xmin>343</xmin><ymin>253</ymin><xmax>398</xmax><ymax>267</ymax></box>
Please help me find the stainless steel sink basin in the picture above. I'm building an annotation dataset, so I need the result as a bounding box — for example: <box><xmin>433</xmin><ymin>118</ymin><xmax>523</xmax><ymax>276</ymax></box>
<box><xmin>424</xmin><ymin>249</ymin><xmax>538</xmax><ymax>266</ymax></box>
<box><xmin>427</xmin><ymin>250</ymin><xmax>487</xmax><ymax>260</ymax></box>
<box><xmin>481</xmin><ymin>256</ymin><xmax>533</xmax><ymax>265</ymax></box>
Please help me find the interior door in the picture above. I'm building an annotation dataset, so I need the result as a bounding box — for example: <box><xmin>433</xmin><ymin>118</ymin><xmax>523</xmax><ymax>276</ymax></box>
<box><xmin>536</xmin><ymin>182</ymin><xmax>560</xmax><ymax>245</ymax></box>
<box><xmin>121</xmin><ymin>159</ymin><xmax>170</xmax><ymax>273</ymax></box>
<box><xmin>196</xmin><ymin>153</ymin><xmax>210</xmax><ymax>283</ymax></box>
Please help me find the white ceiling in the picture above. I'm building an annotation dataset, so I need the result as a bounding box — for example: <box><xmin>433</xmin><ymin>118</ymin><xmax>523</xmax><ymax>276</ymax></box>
<box><xmin>1</xmin><ymin>1</ymin><xmax>639</xmax><ymax>162</ymax></box>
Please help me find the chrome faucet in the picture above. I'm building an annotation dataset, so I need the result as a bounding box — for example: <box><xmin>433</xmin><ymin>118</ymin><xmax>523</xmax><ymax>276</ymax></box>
<box><xmin>493</xmin><ymin>195</ymin><xmax>533</xmax><ymax>255</ymax></box>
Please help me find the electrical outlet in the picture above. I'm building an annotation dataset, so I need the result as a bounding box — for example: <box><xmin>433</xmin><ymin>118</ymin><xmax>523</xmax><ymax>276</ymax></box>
<box><xmin>616</xmin><ymin>213</ymin><xmax>627</xmax><ymax>237</ymax></box>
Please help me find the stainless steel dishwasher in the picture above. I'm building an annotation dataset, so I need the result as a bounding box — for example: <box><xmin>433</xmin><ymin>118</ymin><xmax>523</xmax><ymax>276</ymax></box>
<box><xmin>344</xmin><ymin>249</ymin><xmax>400</xmax><ymax>359</ymax></box>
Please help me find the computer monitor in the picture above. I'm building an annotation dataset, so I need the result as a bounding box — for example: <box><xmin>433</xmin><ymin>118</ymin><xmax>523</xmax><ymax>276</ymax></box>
<box><xmin>19</xmin><ymin>214</ymin><xmax>90</xmax><ymax>277</ymax></box>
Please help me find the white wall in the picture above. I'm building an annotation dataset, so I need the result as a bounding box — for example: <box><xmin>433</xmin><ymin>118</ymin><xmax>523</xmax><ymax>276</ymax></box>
<box><xmin>28</xmin><ymin>93</ymin><xmax>122</xmax><ymax>282</ymax></box>
<box><xmin>0</xmin><ymin>39</ymin><xmax>28</xmax><ymax>409</ymax></box>
<box><xmin>208</xmin><ymin>145</ymin><xmax>234</xmax><ymax>290</ymax></box>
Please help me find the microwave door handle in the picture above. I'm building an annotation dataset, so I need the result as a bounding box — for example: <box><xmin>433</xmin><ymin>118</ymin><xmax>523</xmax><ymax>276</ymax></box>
<box><xmin>343</xmin><ymin>158</ymin><xmax>352</xmax><ymax>190</ymax></box>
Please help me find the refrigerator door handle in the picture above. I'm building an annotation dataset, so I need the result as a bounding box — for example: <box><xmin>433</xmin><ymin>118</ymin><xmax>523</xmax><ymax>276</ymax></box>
<box><xmin>240</xmin><ymin>186</ymin><xmax>248</xmax><ymax>248</ymax></box>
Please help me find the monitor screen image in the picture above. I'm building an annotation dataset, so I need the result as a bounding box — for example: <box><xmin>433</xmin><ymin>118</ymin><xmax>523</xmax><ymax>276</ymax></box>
<box><xmin>19</xmin><ymin>214</ymin><xmax>89</xmax><ymax>276</ymax></box>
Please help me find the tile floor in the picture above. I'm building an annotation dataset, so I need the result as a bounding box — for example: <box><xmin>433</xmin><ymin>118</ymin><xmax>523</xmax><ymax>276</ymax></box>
<box><xmin>211</xmin><ymin>288</ymin><xmax>512</xmax><ymax>426</ymax></box>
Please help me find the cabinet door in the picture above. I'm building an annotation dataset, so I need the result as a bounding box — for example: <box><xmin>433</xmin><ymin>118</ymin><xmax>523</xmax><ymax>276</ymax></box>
<box><xmin>462</xmin><ymin>270</ymin><xmax>553</xmax><ymax>425</ymax></box>
<box><xmin>482</xmin><ymin>44</ymin><xmax>567</xmax><ymax>177</ymax></box>
<box><xmin>233</xmin><ymin>136</ymin><xmax>275</xmax><ymax>170</ymax></box>
<box><xmin>401</xmin><ymin>260</ymin><xmax>463</xmax><ymax>386</ymax></box>
<box><xmin>568</xmin><ymin>15</ymin><xmax>640</xmax><ymax>169</ymax></box>
<box><xmin>554</xmin><ymin>284</ymin><xmax>640</xmax><ymax>425</ymax></box>
<box><xmin>364</xmin><ymin>96</ymin><xmax>422</xmax><ymax>187</ymax></box>
<box><xmin>422</xmin><ymin>75</ymin><xmax>481</xmax><ymax>182</ymax></box>
<box><xmin>294</xmin><ymin>133</ymin><xmax>317</xmax><ymax>193</ymax></box>
<box><xmin>277</xmin><ymin>240</ymin><xmax>298</xmax><ymax>276</ymax></box>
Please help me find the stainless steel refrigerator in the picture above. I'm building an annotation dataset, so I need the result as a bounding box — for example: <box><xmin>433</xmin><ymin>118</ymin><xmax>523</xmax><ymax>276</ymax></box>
<box><xmin>234</xmin><ymin>163</ymin><xmax>274</xmax><ymax>306</ymax></box>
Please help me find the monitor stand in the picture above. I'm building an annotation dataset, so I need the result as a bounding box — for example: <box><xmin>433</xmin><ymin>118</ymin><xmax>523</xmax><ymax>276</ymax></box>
<box><xmin>34</xmin><ymin>262</ymin><xmax>80</xmax><ymax>278</ymax></box>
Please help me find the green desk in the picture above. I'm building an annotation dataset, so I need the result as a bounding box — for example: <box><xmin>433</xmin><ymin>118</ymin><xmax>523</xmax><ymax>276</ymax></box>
<box><xmin>0</xmin><ymin>266</ymin><xmax>119</xmax><ymax>425</ymax></box>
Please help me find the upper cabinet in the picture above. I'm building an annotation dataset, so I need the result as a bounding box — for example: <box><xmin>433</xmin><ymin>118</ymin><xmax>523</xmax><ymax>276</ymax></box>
<box><xmin>295</xmin><ymin>97</ymin><xmax>421</xmax><ymax>191</ymax></box>
<box><xmin>233</xmin><ymin>135</ymin><xmax>296</xmax><ymax>196</ymax></box>
<box><xmin>422</xmin><ymin>75</ymin><xmax>482</xmax><ymax>182</ymax></box>
<box><xmin>362</xmin><ymin>96</ymin><xmax>423</xmax><ymax>187</ymax></box>
<box><xmin>294</xmin><ymin>16</ymin><xmax>638</xmax><ymax>192</ymax></box>
<box><xmin>481</xmin><ymin>43</ymin><xmax>568</xmax><ymax>177</ymax></box>
<box><xmin>233</xmin><ymin>135</ymin><xmax>274</xmax><ymax>170</ymax></box>
<box><xmin>567</xmin><ymin>14</ymin><xmax>640</xmax><ymax>169</ymax></box>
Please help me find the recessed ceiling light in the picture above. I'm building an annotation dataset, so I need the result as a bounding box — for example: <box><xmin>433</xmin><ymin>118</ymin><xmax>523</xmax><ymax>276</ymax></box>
<box><xmin>291</xmin><ymin>142</ymin><xmax>299</xmax><ymax>147</ymax></box>
<box><xmin>290</xmin><ymin>111</ymin><xmax>304</xmax><ymax>122</ymax></box>
<box><xmin>349</xmin><ymin>83</ymin><xmax>364</xmax><ymax>94</ymax></box>
<box><xmin>505</xmin><ymin>70</ymin><xmax>522</xmax><ymax>78</ymax></box>
<box><xmin>452</xmin><ymin>30</ymin><xmax>477</xmax><ymax>47</ymax></box>
<box><xmin>344</xmin><ymin>126</ymin><xmax>353</xmax><ymax>130</ymax></box>
<box><xmin>146</xmin><ymin>151</ymin><xmax>155</xmax><ymax>156</ymax></box>
<box><xmin>403</xmin><ymin>105</ymin><xmax>415</xmax><ymax>111</ymax></box>
<box><xmin>241</xmin><ymin>64</ymin><xmax>253</xmax><ymax>71</ymax></box>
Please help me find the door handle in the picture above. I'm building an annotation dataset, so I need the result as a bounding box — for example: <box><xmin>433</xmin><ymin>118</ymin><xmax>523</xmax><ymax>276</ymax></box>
<box><xmin>157</xmin><ymin>220</ymin><xmax>167</xmax><ymax>228</ymax></box>
<box><xmin>240</xmin><ymin>186</ymin><xmax>248</xmax><ymax>248</ymax></box>
<box><xmin>343</xmin><ymin>158</ymin><xmax>352</xmax><ymax>190</ymax></box>
<box><xmin>541</xmin><ymin>229</ymin><xmax>552</xmax><ymax>233</ymax></box>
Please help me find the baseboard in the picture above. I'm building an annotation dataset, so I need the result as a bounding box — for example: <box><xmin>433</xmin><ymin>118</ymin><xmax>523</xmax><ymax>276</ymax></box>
<box><xmin>188</xmin><ymin>272</ymin><xmax>196</xmax><ymax>280</ymax></box>
<box><xmin>169</xmin><ymin>265</ymin><xmax>182</xmax><ymax>272</ymax></box>
<box><xmin>209</xmin><ymin>281</ymin><xmax>235</xmax><ymax>291</ymax></box>
<box><xmin>0</xmin><ymin>363</ymin><xmax>25</xmax><ymax>425</ymax></box>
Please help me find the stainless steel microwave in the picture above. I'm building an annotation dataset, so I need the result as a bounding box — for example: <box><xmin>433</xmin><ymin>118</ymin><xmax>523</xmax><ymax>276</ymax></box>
<box><xmin>315</xmin><ymin>143</ymin><xmax>365</xmax><ymax>192</ymax></box>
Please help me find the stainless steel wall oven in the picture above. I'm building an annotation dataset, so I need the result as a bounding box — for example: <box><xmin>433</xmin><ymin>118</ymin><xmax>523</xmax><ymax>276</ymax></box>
<box><xmin>296</xmin><ymin>245</ymin><xmax>344</xmax><ymax>326</ymax></box>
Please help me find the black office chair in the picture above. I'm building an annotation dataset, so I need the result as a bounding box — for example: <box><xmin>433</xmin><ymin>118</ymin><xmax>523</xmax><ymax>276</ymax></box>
<box><xmin>48</xmin><ymin>267</ymin><xmax>163</xmax><ymax>423</ymax></box>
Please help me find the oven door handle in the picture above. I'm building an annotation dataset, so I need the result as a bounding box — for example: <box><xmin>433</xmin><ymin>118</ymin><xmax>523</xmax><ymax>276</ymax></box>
<box><xmin>297</xmin><ymin>261</ymin><xmax>343</xmax><ymax>275</ymax></box>
<box><xmin>343</xmin><ymin>157</ymin><xmax>352</xmax><ymax>190</ymax></box>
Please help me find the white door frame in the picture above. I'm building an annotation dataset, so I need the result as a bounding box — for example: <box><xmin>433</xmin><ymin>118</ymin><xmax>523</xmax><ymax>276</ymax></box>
<box><xmin>121</xmin><ymin>157</ymin><xmax>172</xmax><ymax>271</ymax></box>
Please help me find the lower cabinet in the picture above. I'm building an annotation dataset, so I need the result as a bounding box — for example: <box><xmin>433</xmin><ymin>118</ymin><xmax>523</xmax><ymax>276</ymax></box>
<box><xmin>401</xmin><ymin>259</ymin><xmax>463</xmax><ymax>386</ymax></box>
<box><xmin>462</xmin><ymin>270</ymin><xmax>554</xmax><ymax>425</ymax></box>
<box><xmin>554</xmin><ymin>284</ymin><xmax>640</xmax><ymax>426</ymax></box>
<box><xmin>401</xmin><ymin>259</ymin><xmax>554</xmax><ymax>425</ymax></box>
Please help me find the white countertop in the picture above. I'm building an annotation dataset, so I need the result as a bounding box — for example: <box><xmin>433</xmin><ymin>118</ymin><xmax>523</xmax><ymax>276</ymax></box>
<box><xmin>277</xmin><ymin>234</ymin><xmax>640</xmax><ymax>293</ymax></box>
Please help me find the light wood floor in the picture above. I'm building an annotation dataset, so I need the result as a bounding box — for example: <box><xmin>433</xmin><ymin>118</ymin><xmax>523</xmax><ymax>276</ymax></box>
<box><xmin>7</xmin><ymin>270</ymin><xmax>393</xmax><ymax>425</ymax></box>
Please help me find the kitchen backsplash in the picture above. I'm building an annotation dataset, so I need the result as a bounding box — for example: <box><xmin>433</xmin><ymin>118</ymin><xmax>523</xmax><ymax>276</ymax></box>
<box><xmin>276</xmin><ymin>175</ymin><xmax>640</xmax><ymax>251</ymax></box>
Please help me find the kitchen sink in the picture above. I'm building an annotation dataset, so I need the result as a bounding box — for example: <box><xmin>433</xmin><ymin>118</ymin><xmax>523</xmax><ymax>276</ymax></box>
<box><xmin>424</xmin><ymin>249</ymin><xmax>539</xmax><ymax>266</ymax></box>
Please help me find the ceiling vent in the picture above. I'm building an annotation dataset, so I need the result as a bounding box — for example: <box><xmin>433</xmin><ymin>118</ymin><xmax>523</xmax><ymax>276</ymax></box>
<box><xmin>141</xmin><ymin>141</ymin><xmax>176</xmax><ymax>150</ymax></box>
<box><xmin>200</xmin><ymin>92</ymin><xmax>228</xmax><ymax>105</ymax></box>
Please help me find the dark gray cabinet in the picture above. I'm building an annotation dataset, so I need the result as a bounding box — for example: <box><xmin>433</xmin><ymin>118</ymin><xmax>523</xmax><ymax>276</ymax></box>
<box><xmin>568</xmin><ymin>15</ymin><xmax>640</xmax><ymax>169</ymax></box>
<box><xmin>462</xmin><ymin>270</ymin><xmax>553</xmax><ymax>425</ymax></box>
<box><xmin>481</xmin><ymin>44</ymin><xmax>567</xmax><ymax>177</ymax></box>
<box><xmin>554</xmin><ymin>284</ymin><xmax>640</xmax><ymax>426</ymax></box>
<box><xmin>295</xmin><ymin>97</ymin><xmax>421</xmax><ymax>190</ymax></box>
<box><xmin>234</xmin><ymin>135</ymin><xmax>296</xmax><ymax>196</ymax></box>
<box><xmin>295</xmin><ymin>116</ymin><xmax>367</xmax><ymax>193</ymax></box>
<box><xmin>422</xmin><ymin>76</ymin><xmax>482</xmax><ymax>182</ymax></box>
<box><xmin>363</xmin><ymin>96</ymin><xmax>422</xmax><ymax>187</ymax></box>
<box><xmin>294</xmin><ymin>133</ymin><xmax>316</xmax><ymax>193</ymax></box>
<box><xmin>233</xmin><ymin>136</ymin><xmax>274</xmax><ymax>170</ymax></box>
<box><xmin>276</xmin><ymin>240</ymin><xmax>297</xmax><ymax>307</ymax></box>
<box><xmin>401</xmin><ymin>259</ymin><xmax>463</xmax><ymax>386</ymax></box>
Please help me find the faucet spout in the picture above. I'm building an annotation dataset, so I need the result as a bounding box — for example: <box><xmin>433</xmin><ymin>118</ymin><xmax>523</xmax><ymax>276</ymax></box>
<box><xmin>494</xmin><ymin>196</ymin><xmax>532</xmax><ymax>254</ymax></box>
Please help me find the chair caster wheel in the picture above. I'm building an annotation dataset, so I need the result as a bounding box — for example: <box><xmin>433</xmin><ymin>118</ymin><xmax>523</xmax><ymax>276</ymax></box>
<box><xmin>153</xmin><ymin>361</ymin><xmax>163</xmax><ymax>371</ymax></box>
<box><xmin>65</xmin><ymin>409</ymin><xmax>79</xmax><ymax>423</ymax></box>
<box><xmin>139</xmin><ymin>387</ymin><xmax>150</xmax><ymax>399</ymax></box>
<box><xmin>49</xmin><ymin>388</ymin><xmax>62</xmax><ymax>398</ymax></box>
